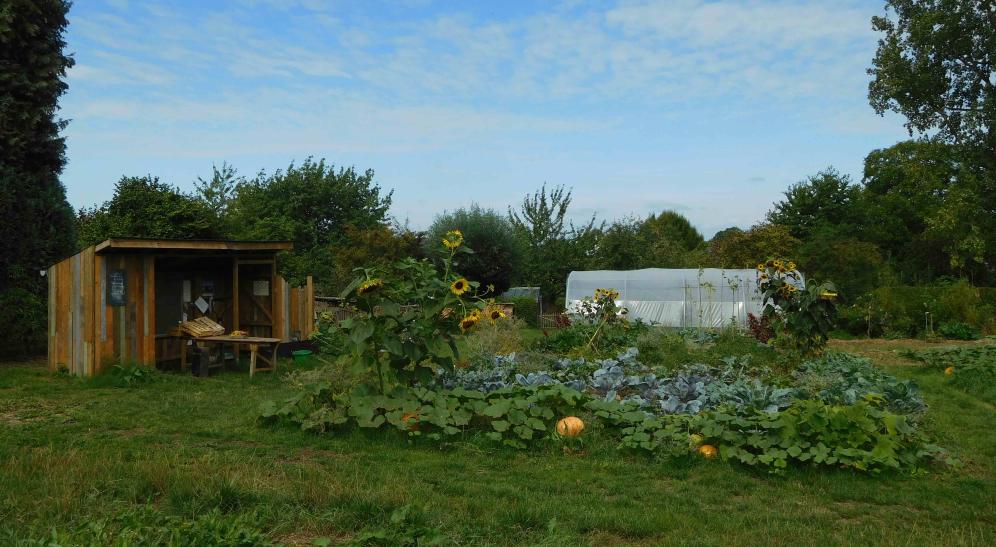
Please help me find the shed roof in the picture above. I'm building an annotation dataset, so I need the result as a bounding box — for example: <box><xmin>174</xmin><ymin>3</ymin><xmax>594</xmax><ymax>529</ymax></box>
<box><xmin>93</xmin><ymin>238</ymin><xmax>293</xmax><ymax>255</ymax></box>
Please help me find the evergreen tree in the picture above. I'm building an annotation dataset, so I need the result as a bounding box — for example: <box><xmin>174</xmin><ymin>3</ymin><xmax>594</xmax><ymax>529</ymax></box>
<box><xmin>0</xmin><ymin>0</ymin><xmax>77</xmax><ymax>357</ymax></box>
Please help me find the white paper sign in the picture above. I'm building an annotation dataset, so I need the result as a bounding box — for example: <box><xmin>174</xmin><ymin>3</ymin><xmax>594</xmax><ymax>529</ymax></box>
<box><xmin>194</xmin><ymin>296</ymin><xmax>209</xmax><ymax>314</ymax></box>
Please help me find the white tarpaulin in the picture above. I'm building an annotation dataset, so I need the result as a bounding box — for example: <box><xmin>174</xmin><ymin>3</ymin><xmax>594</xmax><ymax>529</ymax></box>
<box><xmin>566</xmin><ymin>268</ymin><xmax>801</xmax><ymax>328</ymax></box>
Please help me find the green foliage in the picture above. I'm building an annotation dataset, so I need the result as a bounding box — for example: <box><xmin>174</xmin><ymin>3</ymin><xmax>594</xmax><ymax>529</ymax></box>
<box><xmin>700</xmin><ymin>400</ymin><xmax>947</xmax><ymax>474</ymax></box>
<box><xmin>261</xmin><ymin>381</ymin><xmax>588</xmax><ymax>450</ymax></box>
<box><xmin>707</xmin><ymin>224</ymin><xmax>801</xmax><ymax>269</ymax></box>
<box><xmin>904</xmin><ymin>344</ymin><xmax>996</xmax><ymax>403</ymax></box>
<box><xmin>758</xmin><ymin>260</ymin><xmax>837</xmax><ymax>355</ymax></box>
<box><xmin>345</xmin><ymin>505</ymin><xmax>451</xmax><ymax>546</ymax></box>
<box><xmin>0</xmin><ymin>0</ymin><xmax>77</xmax><ymax>357</ymax></box>
<box><xmin>837</xmin><ymin>281</ymin><xmax>992</xmax><ymax>338</ymax></box>
<box><xmin>77</xmin><ymin>176</ymin><xmax>225</xmax><ymax>247</ymax></box>
<box><xmin>938</xmin><ymin>322</ymin><xmax>980</xmax><ymax>341</ymax></box>
<box><xmin>9</xmin><ymin>506</ymin><xmax>271</xmax><ymax>546</ymax></box>
<box><xmin>503</xmin><ymin>296</ymin><xmax>539</xmax><ymax>327</ymax></box>
<box><xmin>861</xmin><ymin>140</ymin><xmax>994</xmax><ymax>283</ymax></box>
<box><xmin>335</xmin><ymin>233</ymin><xmax>490</xmax><ymax>392</ymax></box>
<box><xmin>793</xmin><ymin>352</ymin><xmax>925</xmax><ymax>415</ymax></box>
<box><xmin>194</xmin><ymin>162</ymin><xmax>240</xmax><ymax>216</ymax></box>
<box><xmin>464</xmin><ymin>317</ymin><xmax>527</xmax><ymax>365</ymax></box>
<box><xmin>508</xmin><ymin>184</ymin><xmax>602</xmax><ymax>302</ymax></box>
<box><xmin>767</xmin><ymin>167</ymin><xmax>864</xmax><ymax>241</ymax></box>
<box><xmin>326</xmin><ymin>225</ymin><xmax>425</xmax><ymax>293</ymax></box>
<box><xmin>0</xmin><ymin>288</ymin><xmax>47</xmax><ymax>360</ymax></box>
<box><xmin>798</xmin><ymin>235</ymin><xmax>886</xmax><ymax>298</ymax></box>
<box><xmin>426</xmin><ymin>205</ymin><xmax>524</xmax><ymax>295</ymax></box>
<box><xmin>869</xmin><ymin>0</ymin><xmax>995</xmax><ymax>157</ymax></box>
<box><xmin>227</xmin><ymin>158</ymin><xmax>392</xmax><ymax>285</ymax></box>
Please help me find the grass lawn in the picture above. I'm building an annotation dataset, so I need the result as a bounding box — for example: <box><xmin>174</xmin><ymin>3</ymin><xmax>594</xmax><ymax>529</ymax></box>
<box><xmin>1</xmin><ymin>340</ymin><xmax>994</xmax><ymax>545</ymax></box>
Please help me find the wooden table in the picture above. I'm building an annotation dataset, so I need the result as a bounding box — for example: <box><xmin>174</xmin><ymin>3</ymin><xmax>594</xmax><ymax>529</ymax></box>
<box><xmin>181</xmin><ymin>335</ymin><xmax>282</xmax><ymax>377</ymax></box>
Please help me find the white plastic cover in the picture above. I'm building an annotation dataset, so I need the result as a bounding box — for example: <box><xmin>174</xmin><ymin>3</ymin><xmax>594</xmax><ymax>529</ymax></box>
<box><xmin>566</xmin><ymin>268</ymin><xmax>801</xmax><ymax>328</ymax></box>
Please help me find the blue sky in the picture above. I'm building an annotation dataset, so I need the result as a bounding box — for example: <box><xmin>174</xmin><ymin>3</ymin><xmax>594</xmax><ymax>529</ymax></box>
<box><xmin>60</xmin><ymin>0</ymin><xmax>909</xmax><ymax>237</ymax></box>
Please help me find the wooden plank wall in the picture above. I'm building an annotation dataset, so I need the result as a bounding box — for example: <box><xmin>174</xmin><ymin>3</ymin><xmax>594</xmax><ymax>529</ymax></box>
<box><xmin>275</xmin><ymin>275</ymin><xmax>314</xmax><ymax>341</ymax></box>
<box><xmin>48</xmin><ymin>247</ymin><xmax>97</xmax><ymax>375</ymax></box>
<box><xmin>50</xmin><ymin>249</ymin><xmax>156</xmax><ymax>376</ymax></box>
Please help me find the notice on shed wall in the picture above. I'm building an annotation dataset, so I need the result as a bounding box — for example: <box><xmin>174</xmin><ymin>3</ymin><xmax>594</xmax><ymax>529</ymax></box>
<box><xmin>107</xmin><ymin>269</ymin><xmax>126</xmax><ymax>306</ymax></box>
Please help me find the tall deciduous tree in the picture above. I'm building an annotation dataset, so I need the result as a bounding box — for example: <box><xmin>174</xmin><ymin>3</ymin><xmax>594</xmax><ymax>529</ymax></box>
<box><xmin>508</xmin><ymin>184</ymin><xmax>601</xmax><ymax>304</ymax></box>
<box><xmin>0</xmin><ymin>0</ymin><xmax>77</xmax><ymax>357</ymax></box>
<box><xmin>227</xmin><ymin>158</ymin><xmax>393</xmax><ymax>285</ymax></box>
<box><xmin>868</xmin><ymin>0</ymin><xmax>996</xmax><ymax>164</ymax></box>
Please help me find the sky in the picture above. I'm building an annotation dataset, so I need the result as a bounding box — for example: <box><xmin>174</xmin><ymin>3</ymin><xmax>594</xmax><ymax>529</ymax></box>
<box><xmin>60</xmin><ymin>0</ymin><xmax>910</xmax><ymax>238</ymax></box>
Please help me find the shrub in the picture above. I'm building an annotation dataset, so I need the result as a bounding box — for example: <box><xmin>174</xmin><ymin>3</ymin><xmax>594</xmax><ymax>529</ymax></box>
<box><xmin>904</xmin><ymin>344</ymin><xmax>996</xmax><ymax>403</ymax></box>
<box><xmin>746</xmin><ymin>312</ymin><xmax>774</xmax><ymax>343</ymax></box>
<box><xmin>937</xmin><ymin>321</ymin><xmax>980</xmax><ymax>340</ymax></box>
<box><xmin>0</xmin><ymin>288</ymin><xmax>46</xmax><ymax>359</ymax></box>
<box><xmin>503</xmin><ymin>296</ymin><xmax>539</xmax><ymax>327</ymax></box>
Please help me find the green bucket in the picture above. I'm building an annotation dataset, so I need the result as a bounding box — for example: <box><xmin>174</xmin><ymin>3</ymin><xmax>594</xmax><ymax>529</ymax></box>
<box><xmin>292</xmin><ymin>349</ymin><xmax>314</xmax><ymax>364</ymax></box>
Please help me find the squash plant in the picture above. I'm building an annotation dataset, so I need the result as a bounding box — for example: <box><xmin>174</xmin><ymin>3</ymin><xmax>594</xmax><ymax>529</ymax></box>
<box><xmin>337</xmin><ymin>230</ymin><xmax>488</xmax><ymax>393</ymax></box>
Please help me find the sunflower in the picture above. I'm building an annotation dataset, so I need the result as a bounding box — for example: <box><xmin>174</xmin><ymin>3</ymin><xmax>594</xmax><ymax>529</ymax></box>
<box><xmin>459</xmin><ymin>314</ymin><xmax>479</xmax><ymax>331</ymax></box>
<box><xmin>487</xmin><ymin>307</ymin><xmax>507</xmax><ymax>323</ymax></box>
<box><xmin>450</xmin><ymin>278</ymin><xmax>469</xmax><ymax>296</ymax></box>
<box><xmin>357</xmin><ymin>278</ymin><xmax>384</xmax><ymax>295</ymax></box>
<box><xmin>442</xmin><ymin>229</ymin><xmax>464</xmax><ymax>250</ymax></box>
<box><xmin>757</xmin><ymin>263</ymin><xmax>766</xmax><ymax>272</ymax></box>
<box><xmin>786</xmin><ymin>261</ymin><xmax>797</xmax><ymax>271</ymax></box>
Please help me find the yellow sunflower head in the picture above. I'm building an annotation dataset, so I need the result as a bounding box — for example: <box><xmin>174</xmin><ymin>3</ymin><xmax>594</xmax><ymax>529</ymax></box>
<box><xmin>442</xmin><ymin>229</ymin><xmax>464</xmax><ymax>250</ymax></box>
<box><xmin>757</xmin><ymin>263</ymin><xmax>766</xmax><ymax>272</ymax></box>
<box><xmin>787</xmin><ymin>261</ymin><xmax>797</xmax><ymax>271</ymax></box>
<box><xmin>487</xmin><ymin>307</ymin><xmax>507</xmax><ymax>323</ymax></box>
<box><xmin>357</xmin><ymin>278</ymin><xmax>384</xmax><ymax>295</ymax></box>
<box><xmin>459</xmin><ymin>314</ymin><xmax>479</xmax><ymax>331</ymax></box>
<box><xmin>450</xmin><ymin>278</ymin><xmax>469</xmax><ymax>296</ymax></box>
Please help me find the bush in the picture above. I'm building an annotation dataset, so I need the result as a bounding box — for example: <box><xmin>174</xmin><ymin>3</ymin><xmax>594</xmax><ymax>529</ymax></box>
<box><xmin>0</xmin><ymin>288</ymin><xmax>47</xmax><ymax>359</ymax></box>
<box><xmin>426</xmin><ymin>205</ymin><xmax>525</xmax><ymax>295</ymax></box>
<box><xmin>839</xmin><ymin>282</ymin><xmax>992</xmax><ymax>338</ymax></box>
<box><xmin>938</xmin><ymin>321</ymin><xmax>980</xmax><ymax>340</ymax></box>
<box><xmin>904</xmin><ymin>344</ymin><xmax>996</xmax><ymax>403</ymax></box>
<box><xmin>503</xmin><ymin>296</ymin><xmax>539</xmax><ymax>327</ymax></box>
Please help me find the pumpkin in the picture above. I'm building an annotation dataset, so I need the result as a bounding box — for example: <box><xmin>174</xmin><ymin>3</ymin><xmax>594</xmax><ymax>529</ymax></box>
<box><xmin>698</xmin><ymin>444</ymin><xmax>718</xmax><ymax>458</ymax></box>
<box><xmin>944</xmin><ymin>366</ymin><xmax>954</xmax><ymax>376</ymax></box>
<box><xmin>400</xmin><ymin>412</ymin><xmax>420</xmax><ymax>431</ymax></box>
<box><xmin>556</xmin><ymin>416</ymin><xmax>585</xmax><ymax>437</ymax></box>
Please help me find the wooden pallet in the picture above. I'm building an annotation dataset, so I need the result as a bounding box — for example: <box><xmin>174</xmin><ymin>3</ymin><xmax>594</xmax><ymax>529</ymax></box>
<box><xmin>178</xmin><ymin>317</ymin><xmax>225</xmax><ymax>338</ymax></box>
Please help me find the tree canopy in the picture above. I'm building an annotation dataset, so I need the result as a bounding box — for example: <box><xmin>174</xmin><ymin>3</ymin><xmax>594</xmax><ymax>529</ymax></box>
<box><xmin>868</xmin><ymin>0</ymin><xmax>996</xmax><ymax>164</ymax></box>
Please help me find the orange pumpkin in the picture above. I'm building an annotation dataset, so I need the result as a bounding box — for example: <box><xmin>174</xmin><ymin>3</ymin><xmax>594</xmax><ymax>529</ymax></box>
<box><xmin>944</xmin><ymin>366</ymin><xmax>954</xmax><ymax>376</ymax></box>
<box><xmin>400</xmin><ymin>412</ymin><xmax>420</xmax><ymax>432</ymax></box>
<box><xmin>556</xmin><ymin>416</ymin><xmax>585</xmax><ymax>437</ymax></box>
<box><xmin>698</xmin><ymin>444</ymin><xmax>718</xmax><ymax>458</ymax></box>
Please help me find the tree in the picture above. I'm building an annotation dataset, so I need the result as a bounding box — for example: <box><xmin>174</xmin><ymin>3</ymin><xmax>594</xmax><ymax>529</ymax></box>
<box><xmin>427</xmin><ymin>205</ymin><xmax>524</xmax><ymax>295</ymax></box>
<box><xmin>868</xmin><ymin>0</ymin><xmax>996</xmax><ymax>164</ymax></box>
<box><xmin>77</xmin><ymin>176</ymin><xmax>224</xmax><ymax>248</ymax></box>
<box><xmin>508</xmin><ymin>184</ymin><xmax>602</xmax><ymax>304</ymax></box>
<box><xmin>194</xmin><ymin>162</ymin><xmax>240</xmax><ymax>215</ymax></box>
<box><xmin>591</xmin><ymin>215</ymin><xmax>692</xmax><ymax>270</ymax></box>
<box><xmin>767</xmin><ymin>168</ymin><xmax>864</xmax><ymax>241</ymax></box>
<box><xmin>642</xmin><ymin>210</ymin><xmax>705</xmax><ymax>251</ymax></box>
<box><xmin>329</xmin><ymin>224</ymin><xmax>425</xmax><ymax>292</ymax></box>
<box><xmin>227</xmin><ymin>158</ymin><xmax>393</xmax><ymax>285</ymax></box>
<box><xmin>861</xmin><ymin>140</ymin><xmax>994</xmax><ymax>282</ymax></box>
<box><xmin>798</xmin><ymin>233</ymin><xmax>888</xmax><ymax>298</ymax></box>
<box><xmin>708</xmin><ymin>223</ymin><xmax>802</xmax><ymax>269</ymax></box>
<box><xmin>0</xmin><ymin>0</ymin><xmax>77</xmax><ymax>357</ymax></box>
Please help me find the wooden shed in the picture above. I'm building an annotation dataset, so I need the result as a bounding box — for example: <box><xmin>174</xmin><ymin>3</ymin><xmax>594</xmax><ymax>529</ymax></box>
<box><xmin>47</xmin><ymin>238</ymin><xmax>315</xmax><ymax>376</ymax></box>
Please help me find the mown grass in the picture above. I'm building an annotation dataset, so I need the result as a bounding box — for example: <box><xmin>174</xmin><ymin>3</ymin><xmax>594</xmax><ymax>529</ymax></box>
<box><xmin>1</xmin><ymin>340</ymin><xmax>994</xmax><ymax>545</ymax></box>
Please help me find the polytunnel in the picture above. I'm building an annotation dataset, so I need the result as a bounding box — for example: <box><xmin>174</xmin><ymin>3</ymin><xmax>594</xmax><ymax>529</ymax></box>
<box><xmin>565</xmin><ymin>268</ymin><xmax>802</xmax><ymax>328</ymax></box>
